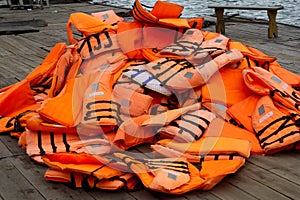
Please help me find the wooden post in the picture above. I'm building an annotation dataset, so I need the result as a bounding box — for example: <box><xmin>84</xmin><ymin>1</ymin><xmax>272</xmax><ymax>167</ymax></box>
<box><xmin>267</xmin><ymin>10</ymin><xmax>278</xmax><ymax>38</ymax></box>
<box><xmin>215</xmin><ymin>8</ymin><xmax>225</xmax><ymax>34</ymax></box>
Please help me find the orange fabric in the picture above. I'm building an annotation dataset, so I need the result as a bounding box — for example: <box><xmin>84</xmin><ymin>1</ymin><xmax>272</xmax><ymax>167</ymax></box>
<box><xmin>201</xmin><ymin>102</ymin><xmax>232</xmax><ymax>122</ymax></box>
<box><xmin>66</xmin><ymin>12</ymin><xmax>113</xmax><ymax>44</ymax></box>
<box><xmin>269</xmin><ymin>63</ymin><xmax>300</xmax><ymax>87</ymax></box>
<box><xmin>0</xmin><ymin>80</ymin><xmax>36</xmax><ymax>117</ymax></box>
<box><xmin>229</xmin><ymin>42</ymin><xmax>276</xmax><ymax>69</ymax></box>
<box><xmin>26</xmin><ymin>128</ymin><xmax>111</xmax><ymax>160</ymax></box>
<box><xmin>158</xmin><ymin>109</ymin><xmax>216</xmax><ymax>142</ymax></box>
<box><xmin>200</xmin><ymin>159</ymin><xmax>245</xmax><ymax>190</ymax></box>
<box><xmin>203</xmin><ymin>118</ymin><xmax>264</xmax><ymax>154</ymax></box>
<box><xmin>187</xmin><ymin>17</ymin><xmax>205</xmax><ymax>30</ymax></box>
<box><xmin>80</xmin><ymin>63</ymin><xmax>128</xmax><ymax>127</ymax></box>
<box><xmin>112</xmin><ymin>84</ymin><xmax>153</xmax><ymax>117</ymax></box>
<box><xmin>39</xmin><ymin>77</ymin><xmax>84</xmax><ymax>127</ymax></box>
<box><xmin>42</xmin><ymin>153</ymin><xmax>125</xmax><ymax>180</ymax></box>
<box><xmin>114</xmin><ymin>153</ymin><xmax>205</xmax><ymax>194</ymax></box>
<box><xmin>26</xmin><ymin>43</ymin><xmax>67</xmax><ymax>86</ymax></box>
<box><xmin>227</xmin><ymin>94</ymin><xmax>261</xmax><ymax>132</ymax></box>
<box><xmin>76</xmin><ymin>30</ymin><xmax>120</xmax><ymax>60</ymax></box>
<box><xmin>252</xmin><ymin>95</ymin><xmax>300</xmax><ymax>154</ymax></box>
<box><xmin>48</xmin><ymin>47</ymin><xmax>82</xmax><ymax>97</ymax></box>
<box><xmin>159</xmin><ymin>29</ymin><xmax>203</xmax><ymax>58</ymax></box>
<box><xmin>113</xmin><ymin>115</ymin><xmax>155</xmax><ymax>150</ymax></box>
<box><xmin>116</xmin><ymin>21</ymin><xmax>144</xmax><ymax>59</ymax></box>
<box><xmin>201</xmin><ymin>66</ymin><xmax>254</xmax><ymax>107</ymax></box>
<box><xmin>155</xmin><ymin>137</ymin><xmax>251</xmax><ymax>158</ymax></box>
<box><xmin>150</xmin><ymin>1</ymin><xmax>183</xmax><ymax>18</ymax></box>
<box><xmin>132</xmin><ymin>0</ymin><xmax>190</xmax><ymax>28</ymax></box>
<box><xmin>91</xmin><ymin>10</ymin><xmax>124</xmax><ymax>25</ymax></box>
<box><xmin>243</xmin><ymin>67</ymin><xmax>300</xmax><ymax>114</ymax></box>
<box><xmin>142</xmin><ymin>102</ymin><xmax>201</xmax><ymax>126</ymax></box>
<box><xmin>142</xmin><ymin>24</ymin><xmax>183</xmax><ymax>52</ymax></box>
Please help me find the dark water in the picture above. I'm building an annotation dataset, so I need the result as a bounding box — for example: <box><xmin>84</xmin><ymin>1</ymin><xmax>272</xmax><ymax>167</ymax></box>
<box><xmin>98</xmin><ymin>0</ymin><xmax>300</xmax><ymax>27</ymax></box>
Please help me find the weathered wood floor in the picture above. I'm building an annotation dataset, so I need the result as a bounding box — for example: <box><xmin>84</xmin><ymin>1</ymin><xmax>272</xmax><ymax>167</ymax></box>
<box><xmin>0</xmin><ymin>2</ymin><xmax>300</xmax><ymax>200</ymax></box>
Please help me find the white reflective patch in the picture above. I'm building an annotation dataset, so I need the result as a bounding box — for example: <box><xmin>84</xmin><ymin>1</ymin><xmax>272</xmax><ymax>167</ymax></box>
<box><xmin>282</xmin><ymin>83</ymin><xmax>288</xmax><ymax>90</ymax></box>
<box><xmin>89</xmin><ymin>91</ymin><xmax>104</xmax><ymax>97</ymax></box>
<box><xmin>259</xmin><ymin>111</ymin><xmax>274</xmax><ymax>123</ymax></box>
<box><xmin>53</xmin><ymin>124</ymin><xmax>64</xmax><ymax>127</ymax></box>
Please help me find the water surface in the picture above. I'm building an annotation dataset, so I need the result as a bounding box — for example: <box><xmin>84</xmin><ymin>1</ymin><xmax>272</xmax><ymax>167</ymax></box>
<box><xmin>99</xmin><ymin>0</ymin><xmax>300</xmax><ymax>27</ymax></box>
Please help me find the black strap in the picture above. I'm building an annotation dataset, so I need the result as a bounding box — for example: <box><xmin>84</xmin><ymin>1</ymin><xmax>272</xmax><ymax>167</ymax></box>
<box><xmin>62</xmin><ymin>133</ymin><xmax>70</xmax><ymax>152</ymax></box>
<box><xmin>37</xmin><ymin>131</ymin><xmax>45</xmax><ymax>156</ymax></box>
<box><xmin>69</xmin><ymin>172</ymin><xmax>76</xmax><ymax>188</ymax></box>
<box><xmin>262</xmin><ymin>130</ymin><xmax>300</xmax><ymax>148</ymax></box>
<box><xmin>256</xmin><ymin>115</ymin><xmax>294</xmax><ymax>137</ymax></box>
<box><xmin>50</xmin><ymin>132</ymin><xmax>57</xmax><ymax>153</ymax></box>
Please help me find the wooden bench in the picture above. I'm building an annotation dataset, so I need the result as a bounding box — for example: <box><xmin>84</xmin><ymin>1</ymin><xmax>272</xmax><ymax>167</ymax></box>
<box><xmin>208</xmin><ymin>5</ymin><xmax>284</xmax><ymax>38</ymax></box>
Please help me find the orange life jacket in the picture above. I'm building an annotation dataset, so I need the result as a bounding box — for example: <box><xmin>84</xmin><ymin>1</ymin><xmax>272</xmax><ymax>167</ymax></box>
<box><xmin>141</xmin><ymin>24</ymin><xmax>183</xmax><ymax>61</ymax></box>
<box><xmin>25</xmin><ymin>43</ymin><xmax>67</xmax><ymax>86</ymax></box>
<box><xmin>186</xmin><ymin>33</ymin><xmax>229</xmax><ymax>65</ymax></box>
<box><xmin>201</xmin><ymin>67</ymin><xmax>254</xmax><ymax>107</ymax></box>
<box><xmin>141</xmin><ymin>102</ymin><xmax>201</xmax><ymax>126</ymax></box>
<box><xmin>131</xmin><ymin>0</ymin><xmax>190</xmax><ymax>28</ymax></box>
<box><xmin>201</xmin><ymin>102</ymin><xmax>233</xmax><ymax>122</ymax></box>
<box><xmin>113</xmin><ymin>114</ymin><xmax>156</xmax><ymax>150</ymax></box>
<box><xmin>91</xmin><ymin>10</ymin><xmax>124</xmax><ymax>26</ymax></box>
<box><xmin>0</xmin><ymin>43</ymin><xmax>66</xmax><ymax>119</ymax></box>
<box><xmin>243</xmin><ymin>67</ymin><xmax>300</xmax><ymax>114</ymax></box>
<box><xmin>25</xmin><ymin>116</ymin><xmax>111</xmax><ymax>163</ymax></box>
<box><xmin>66</xmin><ymin>12</ymin><xmax>114</xmax><ymax>44</ymax></box>
<box><xmin>203</xmin><ymin>118</ymin><xmax>264</xmax><ymax>154</ymax></box>
<box><xmin>153</xmin><ymin>137</ymin><xmax>251</xmax><ymax>159</ymax></box>
<box><xmin>113</xmin><ymin>153</ymin><xmax>205</xmax><ymax>194</ymax></box>
<box><xmin>151</xmin><ymin>138</ymin><xmax>248</xmax><ymax>191</ymax></box>
<box><xmin>158</xmin><ymin>109</ymin><xmax>216</xmax><ymax>142</ymax></box>
<box><xmin>122</xmin><ymin>62</ymin><xmax>172</xmax><ymax>96</ymax></box>
<box><xmin>112</xmin><ymin>82</ymin><xmax>153</xmax><ymax>117</ymax></box>
<box><xmin>80</xmin><ymin>63</ymin><xmax>129</xmax><ymax>127</ymax></box>
<box><xmin>229</xmin><ymin>42</ymin><xmax>276</xmax><ymax>69</ymax></box>
<box><xmin>75</xmin><ymin>29</ymin><xmax>124</xmax><ymax>67</ymax></box>
<box><xmin>42</xmin><ymin>153</ymin><xmax>130</xmax><ymax>186</ymax></box>
<box><xmin>39</xmin><ymin>77</ymin><xmax>84</xmax><ymax>127</ymax></box>
<box><xmin>158</xmin><ymin>28</ymin><xmax>203</xmax><ymax>58</ymax></box>
<box><xmin>116</xmin><ymin>21</ymin><xmax>144</xmax><ymax>59</ymax></box>
<box><xmin>48</xmin><ymin>47</ymin><xmax>82</xmax><ymax>97</ymax></box>
<box><xmin>145</xmin><ymin>49</ymin><xmax>243</xmax><ymax>91</ymax></box>
<box><xmin>252</xmin><ymin>95</ymin><xmax>300</xmax><ymax>154</ymax></box>
<box><xmin>227</xmin><ymin>94</ymin><xmax>261</xmax><ymax>132</ymax></box>
<box><xmin>44</xmin><ymin>168</ymin><xmax>140</xmax><ymax>191</ymax></box>
<box><xmin>269</xmin><ymin>62</ymin><xmax>300</xmax><ymax>88</ymax></box>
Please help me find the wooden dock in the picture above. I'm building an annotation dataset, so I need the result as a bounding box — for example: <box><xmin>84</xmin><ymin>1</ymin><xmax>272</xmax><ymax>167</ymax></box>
<box><xmin>0</xmin><ymin>2</ymin><xmax>300</xmax><ymax>200</ymax></box>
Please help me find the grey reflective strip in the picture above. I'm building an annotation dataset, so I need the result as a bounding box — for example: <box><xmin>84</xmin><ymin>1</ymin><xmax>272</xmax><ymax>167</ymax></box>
<box><xmin>184</xmin><ymin>71</ymin><xmax>194</xmax><ymax>79</ymax></box>
<box><xmin>121</xmin><ymin>99</ymin><xmax>131</xmax><ymax>107</ymax></box>
<box><xmin>258</xmin><ymin>105</ymin><xmax>265</xmax><ymax>116</ymax></box>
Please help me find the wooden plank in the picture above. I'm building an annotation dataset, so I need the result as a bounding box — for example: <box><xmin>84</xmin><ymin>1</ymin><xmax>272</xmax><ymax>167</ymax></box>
<box><xmin>0</xmin><ymin>134</ymin><xmax>25</xmax><ymax>156</ymax></box>
<box><xmin>0</xmin><ymin>158</ymin><xmax>45</xmax><ymax>200</ymax></box>
<box><xmin>243</xmin><ymin>162</ymin><xmax>300</xmax><ymax>199</ymax></box>
<box><xmin>226</xmin><ymin>166</ymin><xmax>290</xmax><ymax>200</ymax></box>
<box><xmin>129</xmin><ymin>190</ymin><xmax>162</xmax><ymax>200</ymax></box>
<box><xmin>183</xmin><ymin>190</ymin><xmax>221</xmax><ymax>200</ymax></box>
<box><xmin>0</xmin><ymin>26</ymin><xmax>39</xmax><ymax>35</ymax></box>
<box><xmin>9</xmin><ymin>155</ymin><xmax>95</xmax><ymax>200</ymax></box>
<box><xmin>209</xmin><ymin>181</ymin><xmax>256</xmax><ymax>200</ymax></box>
<box><xmin>0</xmin><ymin>136</ymin><xmax>13</xmax><ymax>159</ymax></box>
<box><xmin>89</xmin><ymin>190</ymin><xmax>136</xmax><ymax>200</ymax></box>
<box><xmin>248</xmin><ymin>154</ymin><xmax>300</xmax><ymax>185</ymax></box>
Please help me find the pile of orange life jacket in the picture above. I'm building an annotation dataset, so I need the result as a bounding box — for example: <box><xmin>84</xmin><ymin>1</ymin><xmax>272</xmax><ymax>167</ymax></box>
<box><xmin>0</xmin><ymin>0</ymin><xmax>299</xmax><ymax>194</ymax></box>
